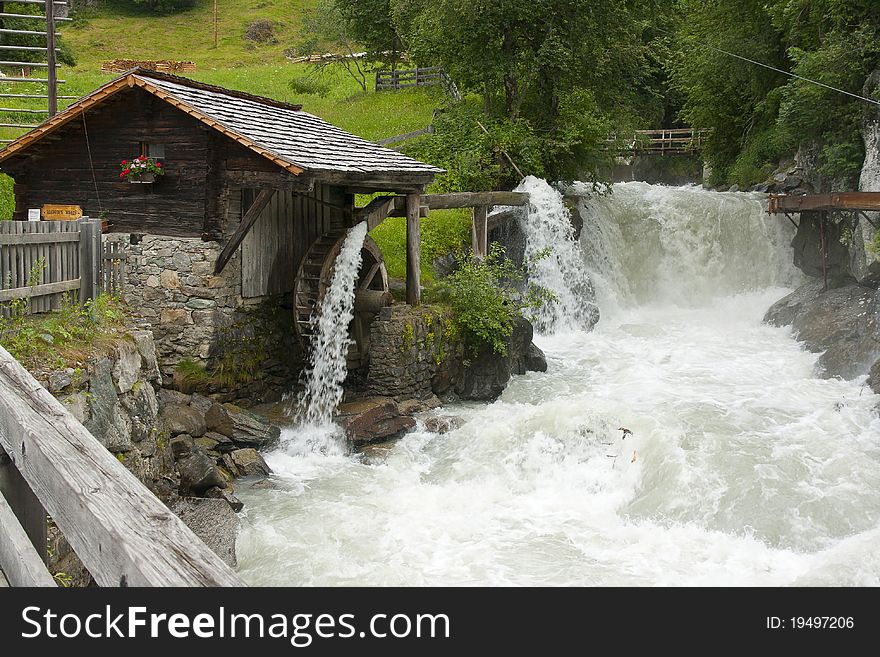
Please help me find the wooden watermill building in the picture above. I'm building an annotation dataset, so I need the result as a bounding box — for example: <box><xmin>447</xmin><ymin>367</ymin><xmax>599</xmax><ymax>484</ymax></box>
<box><xmin>0</xmin><ymin>68</ymin><xmax>443</xmax><ymax>382</ymax></box>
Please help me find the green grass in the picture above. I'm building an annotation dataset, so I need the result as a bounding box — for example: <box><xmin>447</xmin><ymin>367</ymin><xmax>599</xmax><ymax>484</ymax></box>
<box><xmin>64</xmin><ymin>0</ymin><xmax>316</xmax><ymax>70</ymax></box>
<box><xmin>370</xmin><ymin>208</ymin><xmax>472</xmax><ymax>285</ymax></box>
<box><xmin>0</xmin><ymin>293</ymin><xmax>129</xmax><ymax>371</ymax></box>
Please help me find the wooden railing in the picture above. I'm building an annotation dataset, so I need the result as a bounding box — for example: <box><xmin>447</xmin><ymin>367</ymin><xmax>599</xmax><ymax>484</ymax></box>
<box><xmin>0</xmin><ymin>344</ymin><xmax>244</xmax><ymax>586</ymax></box>
<box><xmin>0</xmin><ymin>218</ymin><xmax>104</xmax><ymax>314</ymax></box>
<box><xmin>376</xmin><ymin>66</ymin><xmax>444</xmax><ymax>91</ymax></box>
<box><xmin>632</xmin><ymin>128</ymin><xmax>710</xmax><ymax>154</ymax></box>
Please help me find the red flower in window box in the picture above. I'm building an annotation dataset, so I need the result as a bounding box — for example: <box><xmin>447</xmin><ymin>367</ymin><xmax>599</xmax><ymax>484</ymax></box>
<box><xmin>119</xmin><ymin>156</ymin><xmax>165</xmax><ymax>183</ymax></box>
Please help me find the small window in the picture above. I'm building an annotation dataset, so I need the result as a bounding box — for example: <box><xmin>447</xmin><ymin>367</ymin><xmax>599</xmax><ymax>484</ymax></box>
<box><xmin>139</xmin><ymin>142</ymin><xmax>165</xmax><ymax>159</ymax></box>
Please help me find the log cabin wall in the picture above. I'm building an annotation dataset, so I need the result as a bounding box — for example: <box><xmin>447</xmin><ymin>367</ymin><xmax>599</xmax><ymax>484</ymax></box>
<box><xmin>238</xmin><ymin>183</ymin><xmax>348</xmax><ymax>299</ymax></box>
<box><xmin>2</xmin><ymin>87</ymin><xmax>210</xmax><ymax>237</ymax></box>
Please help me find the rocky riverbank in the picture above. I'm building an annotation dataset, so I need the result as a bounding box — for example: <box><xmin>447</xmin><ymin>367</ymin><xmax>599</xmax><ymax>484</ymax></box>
<box><xmin>28</xmin><ymin>328</ymin><xmax>281</xmax><ymax>584</ymax></box>
<box><xmin>765</xmin><ymin>280</ymin><xmax>880</xmax><ymax>397</ymax></box>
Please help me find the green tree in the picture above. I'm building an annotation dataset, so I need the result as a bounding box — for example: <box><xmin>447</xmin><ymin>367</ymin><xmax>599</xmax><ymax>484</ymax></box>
<box><xmin>669</xmin><ymin>0</ymin><xmax>880</xmax><ymax>186</ymax></box>
<box><xmin>394</xmin><ymin>0</ymin><xmax>673</xmax><ymax>186</ymax></box>
<box><xmin>336</xmin><ymin>0</ymin><xmax>405</xmax><ymax>69</ymax></box>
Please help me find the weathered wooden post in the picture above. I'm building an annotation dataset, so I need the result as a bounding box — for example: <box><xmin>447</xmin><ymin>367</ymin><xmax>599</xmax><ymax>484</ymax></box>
<box><xmin>78</xmin><ymin>217</ymin><xmax>102</xmax><ymax>302</ymax></box>
<box><xmin>471</xmin><ymin>205</ymin><xmax>488</xmax><ymax>260</ymax></box>
<box><xmin>0</xmin><ymin>445</ymin><xmax>48</xmax><ymax>567</ymax></box>
<box><xmin>406</xmin><ymin>193</ymin><xmax>421</xmax><ymax>306</ymax></box>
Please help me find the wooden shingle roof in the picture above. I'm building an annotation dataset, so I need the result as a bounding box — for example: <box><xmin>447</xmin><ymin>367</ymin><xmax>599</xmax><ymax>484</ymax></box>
<box><xmin>0</xmin><ymin>68</ymin><xmax>443</xmax><ymax>182</ymax></box>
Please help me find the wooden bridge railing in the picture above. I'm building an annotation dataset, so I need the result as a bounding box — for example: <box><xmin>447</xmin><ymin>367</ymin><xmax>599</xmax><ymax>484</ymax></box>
<box><xmin>0</xmin><ymin>344</ymin><xmax>243</xmax><ymax>586</ymax></box>
<box><xmin>609</xmin><ymin>128</ymin><xmax>711</xmax><ymax>155</ymax></box>
<box><xmin>376</xmin><ymin>66</ymin><xmax>444</xmax><ymax>91</ymax></box>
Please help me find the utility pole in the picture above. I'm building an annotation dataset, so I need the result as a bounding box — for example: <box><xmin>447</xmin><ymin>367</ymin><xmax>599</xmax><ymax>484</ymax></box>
<box><xmin>213</xmin><ymin>0</ymin><xmax>218</xmax><ymax>49</ymax></box>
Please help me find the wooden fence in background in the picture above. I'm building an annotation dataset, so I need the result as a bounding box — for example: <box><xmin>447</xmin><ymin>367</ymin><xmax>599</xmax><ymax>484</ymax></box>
<box><xmin>376</xmin><ymin>66</ymin><xmax>444</xmax><ymax>91</ymax></box>
<box><xmin>0</xmin><ymin>218</ymin><xmax>104</xmax><ymax>314</ymax></box>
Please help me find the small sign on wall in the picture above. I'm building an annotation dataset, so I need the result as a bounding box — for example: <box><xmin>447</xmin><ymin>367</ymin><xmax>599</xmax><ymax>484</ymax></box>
<box><xmin>27</xmin><ymin>208</ymin><xmax>40</xmax><ymax>221</ymax></box>
<box><xmin>41</xmin><ymin>204</ymin><xmax>83</xmax><ymax>221</ymax></box>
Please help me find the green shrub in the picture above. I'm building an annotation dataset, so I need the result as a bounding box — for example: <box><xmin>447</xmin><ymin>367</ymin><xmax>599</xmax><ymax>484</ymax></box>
<box><xmin>288</xmin><ymin>74</ymin><xmax>331</xmax><ymax>97</ymax></box>
<box><xmin>429</xmin><ymin>243</ymin><xmax>552</xmax><ymax>356</ymax></box>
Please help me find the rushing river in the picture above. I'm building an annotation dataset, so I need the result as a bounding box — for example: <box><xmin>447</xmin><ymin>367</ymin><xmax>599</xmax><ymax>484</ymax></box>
<box><xmin>236</xmin><ymin>181</ymin><xmax>880</xmax><ymax>586</ymax></box>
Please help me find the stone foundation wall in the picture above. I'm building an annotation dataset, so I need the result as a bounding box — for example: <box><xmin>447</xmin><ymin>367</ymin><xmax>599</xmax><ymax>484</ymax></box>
<box><xmin>115</xmin><ymin>235</ymin><xmax>240</xmax><ymax>373</ymax></box>
<box><xmin>368</xmin><ymin>305</ymin><xmax>547</xmax><ymax>402</ymax></box>
<box><xmin>110</xmin><ymin>234</ymin><xmax>302</xmax><ymax>404</ymax></box>
<box><xmin>368</xmin><ymin>305</ymin><xmax>461</xmax><ymax>401</ymax></box>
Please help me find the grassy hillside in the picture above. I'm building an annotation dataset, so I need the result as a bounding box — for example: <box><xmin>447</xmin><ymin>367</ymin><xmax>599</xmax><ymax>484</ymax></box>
<box><xmin>65</xmin><ymin>0</ymin><xmax>314</xmax><ymax>70</ymax></box>
<box><xmin>0</xmin><ymin>0</ymin><xmax>470</xmax><ymax>273</ymax></box>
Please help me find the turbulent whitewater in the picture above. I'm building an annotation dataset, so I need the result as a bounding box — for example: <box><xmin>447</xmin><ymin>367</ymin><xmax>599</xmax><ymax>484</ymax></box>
<box><xmin>287</xmin><ymin>222</ymin><xmax>367</xmax><ymax>456</ymax></box>
<box><xmin>238</xmin><ymin>182</ymin><xmax>880</xmax><ymax>586</ymax></box>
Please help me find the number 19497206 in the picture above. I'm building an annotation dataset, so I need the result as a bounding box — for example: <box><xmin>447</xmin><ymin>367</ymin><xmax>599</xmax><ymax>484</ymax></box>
<box><xmin>766</xmin><ymin>617</ymin><xmax>854</xmax><ymax>629</ymax></box>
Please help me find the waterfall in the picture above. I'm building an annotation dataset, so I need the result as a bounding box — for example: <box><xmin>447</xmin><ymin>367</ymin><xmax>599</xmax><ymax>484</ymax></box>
<box><xmin>574</xmin><ymin>181</ymin><xmax>801</xmax><ymax>315</ymax></box>
<box><xmin>238</xmin><ymin>182</ymin><xmax>880</xmax><ymax>587</ymax></box>
<box><xmin>289</xmin><ymin>222</ymin><xmax>368</xmax><ymax>455</ymax></box>
<box><xmin>514</xmin><ymin>176</ymin><xmax>599</xmax><ymax>333</ymax></box>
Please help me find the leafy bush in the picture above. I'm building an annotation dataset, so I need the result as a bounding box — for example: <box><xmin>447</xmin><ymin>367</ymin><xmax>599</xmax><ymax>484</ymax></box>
<box><xmin>429</xmin><ymin>243</ymin><xmax>552</xmax><ymax>356</ymax></box>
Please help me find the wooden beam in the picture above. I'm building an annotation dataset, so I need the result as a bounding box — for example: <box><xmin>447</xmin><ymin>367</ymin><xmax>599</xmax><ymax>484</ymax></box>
<box><xmin>354</xmin><ymin>196</ymin><xmax>396</xmax><ymax>231</ymax></box>
<box><xmin>0</xmin><ymin>278</ymin><xmax>79</xmax><ymax>303</ymax></box>
<box><xmin>46</xmin><ymin>0</ymin><xmax>57</xmax><ymax>117</ymax></box>
<box><xmin>221</xmin><ymin>169</ymin><xmax>314</xmax><ymax>192</ymax></box>
<box><xmin>78</xmin><ymin>218</ymin><xmax>101</xmax><ymax>303</ymax></box>
<box><xmin>406</xmin><ymin>193</ymin><xmax>421</xmax><ymax>306</ymax></box>
<box><xmin>424</xmin><ymin>191</ymin><xmax>529</xmax><ymax>209</ymax></box>
<box><xmin>0</xmin><ymin>345</ymin><xmax>244</xmax><ymax>587</ymax></box>
<box><xmin>768</xmin><ymin>192</ymin><xmax>880</xmax><ymax>214</ymax></box>
<box><xmin>472</xmin><ymin>205</ymin><xmax>488</xmax><ymax>260</ymax></box>
<box><xmin>0</xmin><ymin>445</ymin><xmax>48</xmax><ymax>569</ymax></box>
<box><xmin>214</xmin><ymin>188</ymin><xmax>274</xmax><ymax>275</ymax></box>
<box><xmin>0</xmin><ymin>231</ymin><xmax>80</xmax><ymax>245</ymax></box>
<box><xmin>0</xmin><ymin>485</ymin><xmax>56</xmax><ymax>587</ymax></box>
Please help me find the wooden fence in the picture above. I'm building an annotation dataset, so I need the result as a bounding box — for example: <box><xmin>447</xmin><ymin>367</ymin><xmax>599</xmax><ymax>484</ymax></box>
<box><xmin>0</xmin><ymin>218</ymin><xmax>107</xmax><ymax>314</ymax></box>
<box><xmin>102</xmin><ymin>238</ymin><xmax>127</xmax><ymax>298</ymax></box>
<box><xmin>376</xmin><ymin>66</ymin><xmax>444</xmax><ymax>91</ymax></box>
<box><xmin>0</xmin><ymin>344</ymin><xmax>244</xmax><ymax>587</ymax></box>
<box><xmin>630</xmin><ymin>128</ymin><xmax>711</xmax><ymax>154</ymax></box>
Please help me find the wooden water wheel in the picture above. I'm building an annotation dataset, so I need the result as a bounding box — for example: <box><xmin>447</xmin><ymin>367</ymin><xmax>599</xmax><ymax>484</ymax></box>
<box><xmin>294</xmin><ymin>231</ymin><xmax>391</xmax><ymax>369</ymax></box>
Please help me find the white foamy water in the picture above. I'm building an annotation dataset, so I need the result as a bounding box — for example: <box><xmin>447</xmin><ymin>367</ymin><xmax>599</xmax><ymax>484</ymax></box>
<box><xmin>514</xmin><ymin>176</ymin><xmax>599</xmax><ymax>333</ymax></box>
<box><xmin>237</xmin><ymin>183</ymin><xmax>880</xmax><ymax>586</ymax></box>
<box><xmin>288</xmin><ymin>222</ymin><xmax>367</xmax><ymax>455</ymax></box>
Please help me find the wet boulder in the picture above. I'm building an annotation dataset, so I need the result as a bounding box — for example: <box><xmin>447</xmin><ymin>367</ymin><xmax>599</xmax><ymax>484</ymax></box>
<box><xmin>171</xmin><ymin>498</ymin><xmax>239</xmax><ymax>568</ymax></box>
<box><xmin>336</xmin><ymin>397</ymin><xmax>416</xmax><ymax>446</ymax></box>
<box><xmin>229</xmin><ymin>448</ymin><xmax>272</xmax><ymax>477</ymax></box>
<box><xmin>206</xmin><ymin>403</ymin><xmax>281</xmax><ymax>450</ymax></box>
<box><xmin>764</xmin><ymin>281</ymin><xmax>880</xmax><ymax>379</ymax></box>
